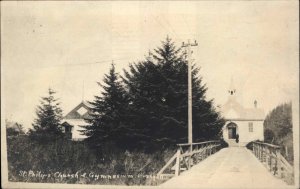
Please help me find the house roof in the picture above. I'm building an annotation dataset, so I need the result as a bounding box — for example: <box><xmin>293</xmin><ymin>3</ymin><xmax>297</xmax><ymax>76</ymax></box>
<box><xmin>61</xmin><ymin>121</ymin><xmax>74</xmax><ymax>127</ymax></box>
<box><xmin>62</xmin><ymin>119</ymin><xmax>88</xmax><ymax>126</ymax></box>
<box><xmin>64</xmin><ymin>101</ymin><xmax>92</xmax><ymax>120</ymax></box>
<box><xmin>6</xmin><ymin>121</ymin><xmax>24</xmax><ymax>132</ymax></box>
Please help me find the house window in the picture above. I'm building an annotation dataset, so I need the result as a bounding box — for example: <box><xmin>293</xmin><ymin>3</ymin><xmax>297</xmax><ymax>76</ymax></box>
<box><xmin>248</xmin><ymin>122</ymin><xmax>253</xmax><ymax>132</ymax></box>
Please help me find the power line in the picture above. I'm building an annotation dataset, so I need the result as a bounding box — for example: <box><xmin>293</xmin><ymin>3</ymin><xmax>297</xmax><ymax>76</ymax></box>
<box><xmin>152</xmin><ymin>15</ymin><xmax>172</xmax><ymax>34</ymax></box>
<box><xmin>46</xmin><ymin>57</ymin><xmax>135</xmax><ymax>68</ymax></box>
<box><xmin>159</xmin><ymin>15</ymin><xmax>183</xmax><ymax>41</ymax></box>
<box><xmin>181</xmin><ymin>15</ymin><xmax>192</xmax><ymax>36</ymax></box>
<box><xmin>151</xmin><ymin>13</ymin><xmax>183</xmax><ymax>41</ymax></box>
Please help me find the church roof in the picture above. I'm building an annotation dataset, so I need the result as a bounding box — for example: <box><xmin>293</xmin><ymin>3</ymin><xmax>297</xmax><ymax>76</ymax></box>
<box><xmin>64</xmin><ymin>101</ymin><xmax>92</xmax><ymax>120</ymax></box>
<box><xmin>221</xmin><ymin>99</ymin><xmax>265</xmax><ymax>120</ymax></box>
<box><xmin>222</xmin><ymin>97</ymin><xmax>244</xmax><ymax>115</ymax></box>
<box><xmin>242</xmin><ymin>108</ymin><xmax>265</xmax><ymax>120</ymax></box>
<box><xmin>221</xmin><ymin>78</ymin><xmax>265</xmax><ymax>120</ymax></box>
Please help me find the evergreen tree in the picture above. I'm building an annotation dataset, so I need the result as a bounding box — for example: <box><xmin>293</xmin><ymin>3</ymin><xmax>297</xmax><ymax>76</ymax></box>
<box><xmin>264</xmin><ymin>102</ymin><xmax>292</xmax><ymax>143</ymax></box>
<box><xmin>263</xmin><ymin>102</ymin><xmax>293</xmax><ymax>163</ymax></box>
<box><xmin>29</xmin><ymin>88</ymin><xmax>64</xmax><ymax>143</ymax></box>
<box><xmin>122</xmin><ymin>37</ymin><xmax>224</xmax><ymax>151</ymax></box>
<box><xmin>83</xmin><ymin>64</ymin><xmax>130</xmax><ymax>151</ymax></box>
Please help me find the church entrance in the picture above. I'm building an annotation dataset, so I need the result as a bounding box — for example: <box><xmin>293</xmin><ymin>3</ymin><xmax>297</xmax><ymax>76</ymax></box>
<box><xmin>227</xmin><ymin>122</ymin><xmax>237</xmax><ymax>139</ymax></box>
<box><xmin>228</xmin><ymin>127</ymin><xmax>236</xmax><ymax>139</ymax></box>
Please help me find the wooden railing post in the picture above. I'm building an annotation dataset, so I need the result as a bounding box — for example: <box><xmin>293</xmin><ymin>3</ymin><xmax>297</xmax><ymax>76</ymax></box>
<box><xmin>269</xmin><ymin>148</ymin><xmax>271</xmax><ymax>170</ymax></box>
<box><xmin>259</xmin><ymin>144</ymin><xmax>262</xmax><ymax>161</ymax></box>
<box><xmin>202</xmin><ymin>143</ymin><xmax>205</xmax><ymax>160</ymax></box>
<box><xmin>271</xmin><ymin>148</ymin><xmax>274</xmax><ymax>172</ymax></box>
<box><xmin>205</xmin><ymin>143</ymin><xmax>208</xmax><ymax>158</ymax></box>
<box><xmin>195</xmin><ymin>144</ymin><xmax>199</xmax><ymax>164</ymax></box>
<box><xmin>262</xmin><ymin>145</ymin><xmax>265</xmax><ymax>163</ymax></box>
<box><xmin>256</xmin><ymin>143</ymin><xmax>258</xmax><ymax>157</ymax></box>
<box><xmin>265</xmin><ymin>145</ymin><xmax>268</xmax><ymax>164</ymax></box>
<box><xmin>175</xmin><ymin>149</ymin><xmax>181</xmax><ymax>176</ymax></box>
<box><xmin>276</xmin><ymin>148</ymin><xmax>281</xmax><ymax>178</ymax></box>
<box><xmin>188</xmin><ymin>144</ymin><xmax>192</xmax><ymax>170</ymax></box>
<box><xmin>268</xmin><ymin>147</ymin><xmax>271</xmax><ymax>170</ymax></box>
<box><xmin>270</xmin><ymin>148</ymin><xmax>273</xmax><ymax>172</ymax></box>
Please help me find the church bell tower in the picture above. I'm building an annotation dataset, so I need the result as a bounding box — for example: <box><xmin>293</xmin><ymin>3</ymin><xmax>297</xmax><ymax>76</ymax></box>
<box><xmin>228</xmin><ymin>77</ymin><xmax>236</xmax><ymax>98</ymax></box>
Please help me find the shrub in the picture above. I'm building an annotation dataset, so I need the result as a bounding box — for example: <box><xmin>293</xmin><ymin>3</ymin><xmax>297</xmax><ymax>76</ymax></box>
<box><xmin>7</xmin><ymin>135</ymin><xmax>175</xmax><ymax>185</ymax></box>
<box><xmin>219</xmin><ymin>139</ymin><xmax>229</xmax><ymax>149</ymax></box>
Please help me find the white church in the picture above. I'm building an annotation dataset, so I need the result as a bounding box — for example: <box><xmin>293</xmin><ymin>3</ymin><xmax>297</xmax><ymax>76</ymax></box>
<box><xmin>220</xmin><ymin>80</ymin><xmax>265</xmax><ymax>147</ymax></box>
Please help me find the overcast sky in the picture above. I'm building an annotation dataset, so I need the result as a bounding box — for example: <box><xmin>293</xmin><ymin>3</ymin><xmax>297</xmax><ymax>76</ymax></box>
<box><xmin>2</xmin><ymin>1</ymin><xmax>299</xmax><ymax>130</ymax></box>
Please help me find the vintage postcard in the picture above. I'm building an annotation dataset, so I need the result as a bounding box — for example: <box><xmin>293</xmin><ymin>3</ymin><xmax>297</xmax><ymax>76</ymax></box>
<box><xmin>1</xmin><ymin>1</ymin><xmax>299</xmax><ymax>189</ymax></box>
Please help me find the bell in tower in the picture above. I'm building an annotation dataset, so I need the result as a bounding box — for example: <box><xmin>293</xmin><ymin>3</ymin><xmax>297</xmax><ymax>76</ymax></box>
<box><xmin>228</xmin><ymin>77</ymin><xmax>236</xmax><ymax>97</ymax></box>
<box><xmin>229</xmin><ymin>89</ymin><xmax>236</xmax><ymax>96</ymax></box>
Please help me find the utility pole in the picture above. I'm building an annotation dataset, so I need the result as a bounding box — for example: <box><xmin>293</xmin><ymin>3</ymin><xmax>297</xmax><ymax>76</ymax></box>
<box><xmin>182</xmin><ymin>40</ymin><xmax>198</xmax><ymax>146</ymax></box>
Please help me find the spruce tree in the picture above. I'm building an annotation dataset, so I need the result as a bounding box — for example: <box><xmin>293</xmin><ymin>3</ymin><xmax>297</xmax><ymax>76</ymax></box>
<box><xmin>83</xmin><ymin>64</ymin><xmax>130</xmax><ymax>151</ymax></box>
<box><xmin>122</xmin><ymin>37</ymin><xmax>224</xmax><ymax>151</ymax></box>
<box><xmin>29</xmin><ymin>88</ymin><xmax>64</xmax><ymax>143</ymax></box>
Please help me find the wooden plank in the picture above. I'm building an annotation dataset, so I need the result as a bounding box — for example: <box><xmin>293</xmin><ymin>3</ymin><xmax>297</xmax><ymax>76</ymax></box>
<box><xmin>181</xmin><ymin>156</ymin><xmax>190</xmax><ymax>170</ymax></box>
<box><xmin>253</xmin><ymin>141</ymin><xmax>281</xmax><ymax>149</ymax></box>
<box><xmin>180</xmin><ymin>147</ymin><xmax>208</xmax><ymax>158</ymax></box>
<box><xmin>158</xmin><ymin>141</ymin><xmax>221</xmax><ymax>178</ymax></box>
<box><xmin>175</xmin><ymin>149</ymin><xmax>181</xmax><ymax>176</ymax></box>
<box><xmin>279</xmin><ymin>154</ymin><xmax>293</xmax><ymax>172</ymax></box>
<box><xmin>177</xmin><ymin>140</ymin><xmax>219</xmax><ymax>147</ymax></box>
<box><xmin>159</xmin><ymin>174</ymin><xmax>174</xmax><ymax>178</ymax></box>
<box><xmin>157</xmin><ymin>151</ymin><xmax>177</xmax><ymax>175</ymax></box>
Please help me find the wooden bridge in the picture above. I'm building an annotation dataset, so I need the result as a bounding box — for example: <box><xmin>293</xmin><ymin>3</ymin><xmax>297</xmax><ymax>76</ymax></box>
<box><xmin>157</xmin><ymin>141</ymin><xmax>295</xmax><ymax>189</ymax></box>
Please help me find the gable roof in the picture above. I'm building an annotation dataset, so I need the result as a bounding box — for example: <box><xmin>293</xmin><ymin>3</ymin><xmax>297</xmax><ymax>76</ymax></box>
<box><xmin>242</xmin><ymin>108</ymin><xmax>265</xmax><ymax>120</ymax></box>
<box><xmin>64</xmin><ymin>101</ymin><xmax>92</xmax><ymax>120</ymax></box>
<box><xmin>6</xmin><ymin>121</ymin><xmax>24</xmax><ymax>132</ymax></box>
<box><xmin>222</xmin><ymin>97</ymin><xmax>244</xmax><ymax>117</ymax></box>
<box><xmin>221</xmin><ymin>97</ymin><xmax>265</xmax><ymax>120</ymax></box>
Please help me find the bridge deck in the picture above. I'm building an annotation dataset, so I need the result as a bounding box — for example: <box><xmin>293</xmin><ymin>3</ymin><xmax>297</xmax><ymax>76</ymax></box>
<box><xmin>161</xmin><ymin>147</ymin><xmax>293</xmax><ymax>189</ymax></box>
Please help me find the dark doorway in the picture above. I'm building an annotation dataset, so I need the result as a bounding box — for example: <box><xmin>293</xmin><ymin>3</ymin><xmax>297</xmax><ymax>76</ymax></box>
<box><xmin>228</xmin><ymin>127</ymin><xmax>236</xmax><ymax>139</ymax></box>
<box><xmin>227</xmin><ymin>123</ymin><xmax>237</xmax><ymax>139</ymax></box>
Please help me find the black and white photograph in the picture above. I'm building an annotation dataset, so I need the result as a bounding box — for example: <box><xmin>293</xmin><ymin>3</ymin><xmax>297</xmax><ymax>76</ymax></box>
<box><xmin>1</xmin><ymin>1</ymin><xmax>299</xmax><ymax>189</ymax></box>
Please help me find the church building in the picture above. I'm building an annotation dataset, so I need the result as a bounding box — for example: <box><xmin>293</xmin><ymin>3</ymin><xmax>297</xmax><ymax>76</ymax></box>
<box><xmin>61</xmin><ymin>101</ymin><xmax>91</xmax><ymax>141</ymax></box>
<box><xmin>221</xmin><ymin>80</ymin><xmax>265</xmax><ymax>147</ymax></box>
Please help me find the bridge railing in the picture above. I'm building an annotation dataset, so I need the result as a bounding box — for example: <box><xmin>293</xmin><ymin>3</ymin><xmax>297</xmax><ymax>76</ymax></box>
<box><xmin>157</xmin><ymin>140</ymin><xmax>221</xmax><ymax>178</ymax></box>
<box><xmin>251</xmin><ymin>141</ymin><xmax>294</xmax><ymax>184</ymax></box>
